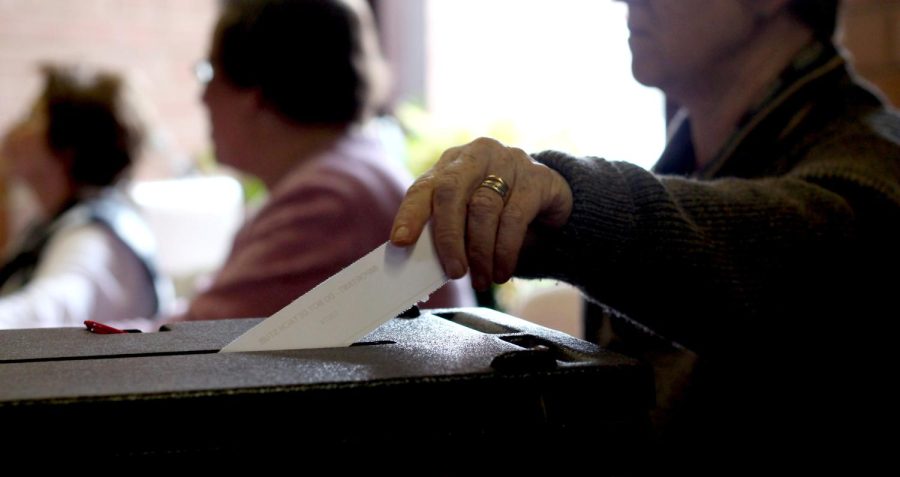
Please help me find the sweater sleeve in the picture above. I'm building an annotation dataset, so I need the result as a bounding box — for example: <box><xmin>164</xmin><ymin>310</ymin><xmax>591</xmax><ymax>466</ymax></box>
<box><xmin>521</xmin><ymin>147</ymin><xmax>900</xmax><ymax>353</ymax></box>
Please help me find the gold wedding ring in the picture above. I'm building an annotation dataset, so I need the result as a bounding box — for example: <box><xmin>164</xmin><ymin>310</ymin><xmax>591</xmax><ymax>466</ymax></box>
<box><xmin>479</xmin><ymin>174</ymin><xmax>509</xmax><ymax>202</ymax></box>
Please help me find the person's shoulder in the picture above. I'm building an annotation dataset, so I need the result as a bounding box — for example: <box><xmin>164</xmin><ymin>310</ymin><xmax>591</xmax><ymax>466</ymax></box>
<box><xmin>285</xmin><ymin>133</ymin><xmax>410</xmax><ymax>204</ymax></box>
<box><xmin>791</xmin><ymin>80</ymin><xmax>900</xmax><ymax>202</ymax></box>
<box><xmin>39</xmin><ymin>221</ymin><xmax>123</xmax><ymax>268</ymax></box>
<box><xmin>326</xmin><ymin>131</ymin><xmax>410</xmax><ymax>180</ymax></box>
<box><xmin>791</xmin><ymin>70</ymin><xmax>900</xmax><ymax>157</ymax></box>
<box><xmin>820</xmin><ymin>89</ymin><xmax>900</xmax><ymax>158</ymax></box>
<box><xmin>823</xmin><ymin>72</ymin><xmax>900</xmax><ymax>140</ymax></box>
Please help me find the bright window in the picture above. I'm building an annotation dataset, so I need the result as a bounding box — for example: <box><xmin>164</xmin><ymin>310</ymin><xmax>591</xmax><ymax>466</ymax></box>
<box><xmin>415</xmin><ymin>0</ymin><xmax>666</xmax><ymax>170</ymax></box>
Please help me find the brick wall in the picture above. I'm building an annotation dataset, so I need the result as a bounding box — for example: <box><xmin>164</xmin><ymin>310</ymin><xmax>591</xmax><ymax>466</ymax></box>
<box><xmin>842</xmin><ymin>0</ymin><xmax>900</xmax><ymax>105</ymax></box>
<box><xmin>0</xmin><ymin>0</ymin><xmax>217</xmax><ymax>178</ymax></box>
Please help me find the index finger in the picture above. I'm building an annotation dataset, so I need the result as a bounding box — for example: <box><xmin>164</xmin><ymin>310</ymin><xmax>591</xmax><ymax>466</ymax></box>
<box><xmin>390</xmin><ymin>173</ymin><xmax>435</xmax><ymax>247</ymax></box>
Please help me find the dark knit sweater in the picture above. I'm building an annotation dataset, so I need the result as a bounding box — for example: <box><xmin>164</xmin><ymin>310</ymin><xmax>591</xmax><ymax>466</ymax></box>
<box><xmin>522</xmin><ymin>43</ymin><xmax>899</xmax><ymax>470</ymax></box>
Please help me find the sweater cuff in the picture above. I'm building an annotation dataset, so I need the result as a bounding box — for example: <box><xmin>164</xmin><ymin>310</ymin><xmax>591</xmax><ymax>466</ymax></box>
<box><xmin>518</xmin><ymin>150</ymin><xmax>637</xmax><ymax>283</ymax></box>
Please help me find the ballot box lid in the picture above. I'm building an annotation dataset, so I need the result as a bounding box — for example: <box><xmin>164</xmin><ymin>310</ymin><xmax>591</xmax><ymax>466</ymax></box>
<box><xmin>0</xmin><ymin>307</ymin><xmax>653</xmax><ymax>468</ymax></box>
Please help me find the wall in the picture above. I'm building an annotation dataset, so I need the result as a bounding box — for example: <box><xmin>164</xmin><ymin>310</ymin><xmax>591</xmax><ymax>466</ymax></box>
<box><xmin>843</xmin><ymin>0</ymin><xmax>900</xmax><ymax>105</ymax></box>
<box><xmin>1</xmin><ymin>0</ymin><xmax>897</xmax><ymax>175</ymax></box>
<box><xmin>0</xmin><ymin>0</ymin><xmax>218</xmax><ymax>178</ymax></box>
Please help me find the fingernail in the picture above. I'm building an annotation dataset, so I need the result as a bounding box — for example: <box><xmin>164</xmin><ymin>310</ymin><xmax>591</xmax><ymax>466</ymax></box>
<box><xmin>445</xmin><ymin>258</ymin><xmax>464</xmax><ymax>278</ymax></box>
<box><xmin>392</xmin><ymin>226</ymin><xmax>409</xmax><ymax>243</ymax></box>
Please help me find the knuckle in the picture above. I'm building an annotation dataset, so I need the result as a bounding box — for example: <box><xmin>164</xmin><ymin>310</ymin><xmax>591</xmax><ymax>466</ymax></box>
<box><xmin>432</xmin><ymin>173</ymin><xmax>462</xmax><ymax>205</ymax></box>
<box><xmin>468</xmin><ymin>192</ymin><xmax>500</xmax><ymax>217</ymax></box>
<box><xmin>457</xmin><ymin>152</ymin><xmax>477</xmax><ymax>164</ymax></box>
<box><xmin>467</xmin><ymin>240</ymin><xmax>490</xmax><ymax>263</ymax></box>
<box><xmin>406</xmin><ymin>176</ymin><xmax>434</xmax><ymax>196</ymax></box>
<box><xmin>434</xmin><ymin>228</ymin><xmax>461</xmax><ymax>251</ymax></box>
<box><xmin>436</xmin><ymin>146</ymin><xmax>462</xmax><ymax>165</ymax></box>
<box><xmin>456</xmin><ymin>150</ymin><xmax>487</xmax><ymax>167</ymax></box>
<box><xmin>500</xmin><ymin>202</ymin><xmax>528</xmax><ymax>224</ymax></box>
<box><xmin>507</xmin><ymin>146</ymin><xmax>531</xmax><ymax>161</ymax></box>
<box><xmin>471</xmin><ymin>136</ymin><xmax>501</xmax><ymax>149</ymax></box>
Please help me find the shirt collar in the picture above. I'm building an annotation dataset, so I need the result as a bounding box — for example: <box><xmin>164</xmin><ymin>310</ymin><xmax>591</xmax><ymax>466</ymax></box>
<box><xmin>653</xmin><ymin>41</ymin><xmax>845</xmax><ymax>178</ymax></box>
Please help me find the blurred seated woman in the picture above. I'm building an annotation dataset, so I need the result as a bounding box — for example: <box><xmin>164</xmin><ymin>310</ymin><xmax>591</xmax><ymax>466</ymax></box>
<box><xmin>176</xmin><ymin>0</ymin><xmax>473</xmax><ymax>321</ymax></box>
<box><xmin>0</xmin><ymin>65</ymin><xmax>166</xmax><ymax>328</ymax></box>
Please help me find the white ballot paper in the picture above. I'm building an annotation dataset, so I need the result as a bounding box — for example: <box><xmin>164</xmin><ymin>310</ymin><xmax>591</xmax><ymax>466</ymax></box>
<box><xmin>220</xmin><ymin>226</ymin><xmax>447</xmax><ymax>352</ymax></box>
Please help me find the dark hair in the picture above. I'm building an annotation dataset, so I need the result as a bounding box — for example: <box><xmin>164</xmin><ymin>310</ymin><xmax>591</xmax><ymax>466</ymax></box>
<box><xmin>41</xmin><ymin>65</ymin><xmax>143</xmax><ymax>188</ymax></box>
<box><xmin>212</xmin><ymin>0</ymin><xmax>387</xmax><ymax>125</ymax></box>
<box><xmin>788</xmin><ymin>0</ymin><xmax>841</xmax><ymax>40</ymax></box>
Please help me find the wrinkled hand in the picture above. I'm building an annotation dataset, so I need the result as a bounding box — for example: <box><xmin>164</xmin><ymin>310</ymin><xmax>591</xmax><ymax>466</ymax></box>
<box><xmin>390</xmin><ymin>137</ymin><xmax>573</xmax><ymax>291</ymax></box>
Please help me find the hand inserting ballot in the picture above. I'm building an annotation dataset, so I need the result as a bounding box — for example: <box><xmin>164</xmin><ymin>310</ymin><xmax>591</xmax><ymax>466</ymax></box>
<box><xmin>390</xmin><ymin>137</ymin><xmax>573</xmax><ymax>291</ymax></box>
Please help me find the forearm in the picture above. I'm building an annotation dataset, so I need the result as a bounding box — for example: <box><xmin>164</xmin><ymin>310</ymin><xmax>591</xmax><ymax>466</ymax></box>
<box><xmin>520</xmin><ymin>151</ymin><xmax>877</xmax><ymax>352</ymax></box>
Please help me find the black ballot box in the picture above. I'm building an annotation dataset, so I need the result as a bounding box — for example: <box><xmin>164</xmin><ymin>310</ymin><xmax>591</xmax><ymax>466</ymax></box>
<box><xmin>0</xmin><ymin>307</ymin><xmax>653</xmax><ymax>472</ymax></box>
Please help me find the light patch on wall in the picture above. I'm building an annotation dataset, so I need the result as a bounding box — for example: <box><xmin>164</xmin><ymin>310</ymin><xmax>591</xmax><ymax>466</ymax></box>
<box><xmin>424</xmin><ymin>0</ymin><xmax>666</xmax><ymax>169</ymax></box>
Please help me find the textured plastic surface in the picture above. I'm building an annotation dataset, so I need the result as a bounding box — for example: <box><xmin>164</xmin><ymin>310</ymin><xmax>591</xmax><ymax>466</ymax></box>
<box><xmin>0</xmin><ymin>308</ymin><xmax>652</xmax><ymax>470</ymax></box>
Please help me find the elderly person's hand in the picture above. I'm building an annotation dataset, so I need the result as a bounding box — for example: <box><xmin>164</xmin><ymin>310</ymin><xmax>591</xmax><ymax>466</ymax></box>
<box><xmin>390</xmin><ymin>137</ymin><xmax>574</xmax><ymax>290</ymax></box>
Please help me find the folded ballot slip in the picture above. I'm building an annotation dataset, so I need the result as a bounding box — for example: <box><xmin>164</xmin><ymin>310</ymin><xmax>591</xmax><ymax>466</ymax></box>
<box><xmin>219</xmin><ymin>225</ymin><xmax>447</xmax><ymax>352</ymax></box>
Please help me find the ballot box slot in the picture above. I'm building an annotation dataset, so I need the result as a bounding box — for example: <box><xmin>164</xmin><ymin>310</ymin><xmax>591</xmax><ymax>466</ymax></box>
<box><xmin>1</xmin><ymin>349</ymin><xmax>220</xmax><ymax>364</ymax></box>
<box><xmin>1</xmin><ymin>340</ymin><xmax>396</xmax><ymax>364</ymax></box>
<box><xmin>350</xmin><ymin>340</ymin><xmax>395</xmax><ymax>347</ymax></box>
<box><xmin>433</xmin><ymin>310</ymin><xmax>517</xmax><ymax>334</ymax></box>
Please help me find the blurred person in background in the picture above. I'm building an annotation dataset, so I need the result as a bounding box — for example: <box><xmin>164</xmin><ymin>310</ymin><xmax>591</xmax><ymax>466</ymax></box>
<box><xmin>0</xmin><ymin>64</ymin><xmax>167</xmax><ymax>328</ymax></box>
<box><xmin>176</xmin><ymin>0</ymin><xmax>473</xmax><ymax>322</ymax></box>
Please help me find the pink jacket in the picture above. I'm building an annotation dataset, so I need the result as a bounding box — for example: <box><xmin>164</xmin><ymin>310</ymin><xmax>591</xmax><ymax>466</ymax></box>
<box><xmin>182</xmin><ymin>131</ymin><xmax>474</xmax><ymax>321</ymax></box>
